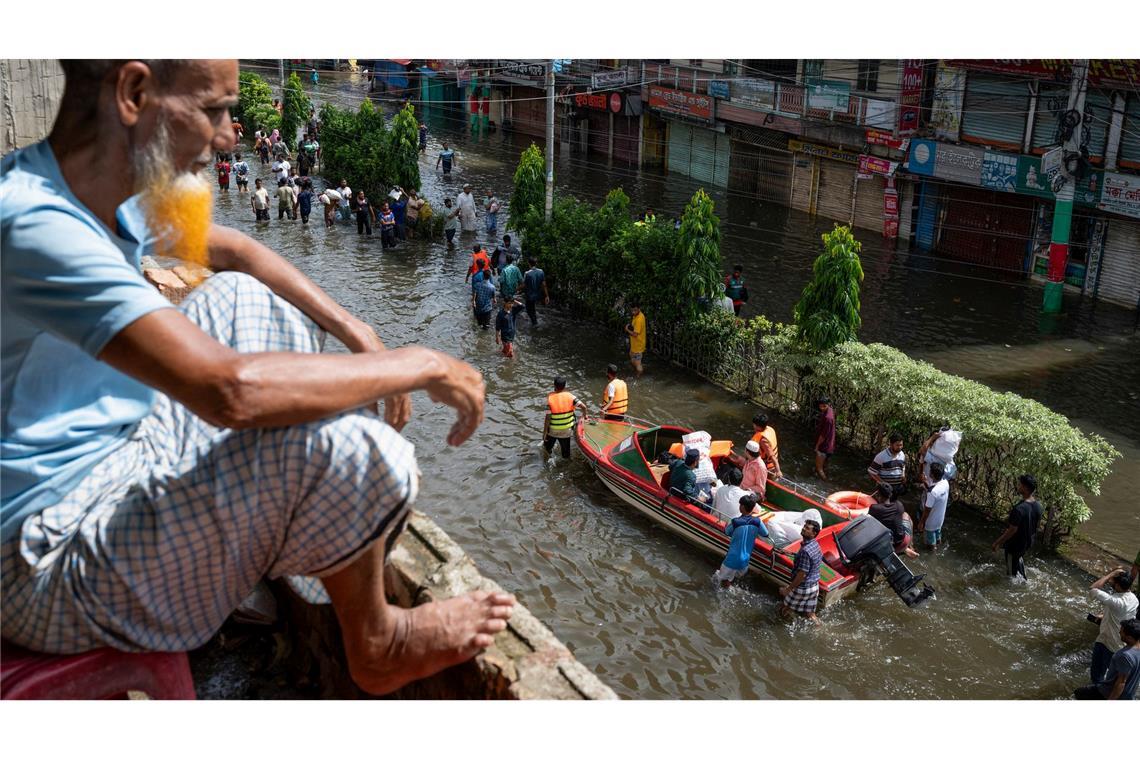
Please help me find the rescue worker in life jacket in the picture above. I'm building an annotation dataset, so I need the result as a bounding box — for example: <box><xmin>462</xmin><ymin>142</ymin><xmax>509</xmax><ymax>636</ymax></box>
<box><xmin>600</xmin><ymin>364</ymin><xmax>629</xmax><ymax>421</ymax></box>
<box><xmin>544</xmin><ymin>376</ymin><xmax>586</xmax><ymax>459</ymax></box>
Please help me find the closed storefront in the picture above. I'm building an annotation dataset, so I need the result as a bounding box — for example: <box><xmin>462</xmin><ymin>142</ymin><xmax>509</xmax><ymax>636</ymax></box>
<box><xmin>726</xmin><ymin>125</ymin><xmax>792</xmax><ymax>204</ymax></box>
<box><xmin>1094</xmin><ymin>218</ymin><xmax>1140</xmax><ymax>308</ymax></box>
<box><xmin>583</xmin><ymin>107</ymin><xmax>609</xmax><ymax>156</ymax></box>
<box><xmin>667</xmin><ymin>122</ymin><xmax>730</xmax><ymax>188</ymax></box>
<box><xmin>509</xmin><ymin>86</ymin><xmax>547</xmax><ymax>139</ymax></box>
<box><xmin>815</xmin><ymin>158</ymin><xmax>856</xmax><ymax>224</ymax></box>
<box><xmin>613</xmin><ymin>114</ymin><xmax>639</xmax><ymax>164</ymax></box>
<box><xmin>937</xmin><ymin>185</ymin><xmax>1036</xmax><ymax>271</ymax></box>
<box><xmin>642</xmin><ymin>112</ymin><xmax>667</xmax><ymax>167</ymax></box>
<box><xmin>852</xmin><ymin>175</ymin><xmax>888</xmax><ymax>234</ymax></box>
<box><xmin>790</xmin><ymin>153</ymin><xmax>816</xmax><ymax>214</ymax></box>
<box><xmin>897</xmin><ymin>179</ymin><xmax>915</xmax><ymax>243</ymax></box>
<box><xmin>961</xmin><ymin>74</ymin><xmax>1030</xmax><ymax>152</ymax></box>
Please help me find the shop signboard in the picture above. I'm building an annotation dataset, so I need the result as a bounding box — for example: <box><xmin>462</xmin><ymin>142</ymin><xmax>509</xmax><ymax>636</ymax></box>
<box><xmin>930</xmin><ymin>65</ymin><xmax>965</xmax><ymax>141</ymax></box>
<box><xmin>945</xmin><ymin>59</ymin><xmax>1140</xmax><ymax>89</ymax></box>
<box><xmin>789</xmin><ymin>139</ymin><xmax>859</xmax><ymax>164</ymax></box>
<box><xmin>865</xmin><ymin>129</ymin><xmax>909</xmax><ymax>151</ymax></box>
<box><xmin>707</xmin><ymin>80</ymin><xmax>730</xmax><ymax>99</ymax></box>
<box><xmin>591</xmin><ymin>69</ymin><xmax>628</xmax><ymax>90</ymax></box>
<box><xmin>980</xmin><ymin>150</ymin><xmax>1018</xmax><ymax>192</ymax></box>
<box><xmin>499</xmin><ymin>60</ymin><xmax>546</xmax><ymax>80</ymax></box>
<box><xmin>648</xmin><ymin>85</ymin><xmax>713</xmax><ymax>122</ymax></box>
<box><xmin>731</xmin><ymin>78</ymin><xmax>776</xmax><ymax>109</ymax></box>
<box><xmin>858</xmin><ymin>154</ymin><xmax>897</xmax><ymax>177</ymax></box>
<box><xmin>575</xmin><ymin>91</ymin><xmax>623</xmax><ymax>113</ymax></box>
<box><xmin>1099</xmin><ymin>171</ymin><xmax>1140</xmax><ymax>219</ymax></box>
<box><xmin>906</xmin><ymin>139</ymin><xmax>937</xmax><ymax>176</ymax></box>
<box><xmin>808</xmin><ymin>80</ymin><xmax>850</xmax><ymax>111</ymax></box>
<box><xmin>897</xmin><ymin>59</ymin><xmax>923</xmax><ymax>136</ymax></box>
<box><xmin>1016</xmin><ymin>156</ymin><xmax>1102</xmax><ymax>206</ymax></box>
<box><xmin>905</xmin><ymin>139</ymin><xmax>984</xmax><ymax>184</ymax></box>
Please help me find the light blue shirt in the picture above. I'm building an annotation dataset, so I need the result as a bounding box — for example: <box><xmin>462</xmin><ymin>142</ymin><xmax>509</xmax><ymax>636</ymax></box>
<box><xmin>1</xmin><ymin>140</ymin><xmax>173</xmax><ymax>541</ymax></box>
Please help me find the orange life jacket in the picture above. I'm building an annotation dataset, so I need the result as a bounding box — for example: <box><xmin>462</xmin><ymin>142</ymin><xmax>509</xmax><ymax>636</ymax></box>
<box><xmin>751</xmin><ymin>426</ymin><xmax>780</xmax><ymax>470</ymax></box>
<box><xmin>469</xmin><ymin>249</ymin><xmax>491</xmax><ymax>275</ymax></box>
<box><xmin>602</xmin><ymin>378</ymin><xmax>628</xmax><ymax>415</ymax></box>
<box><xmin>547</xmin><ymin>391</ymin><xmax>577</xmax><ymax>432</ymax></box>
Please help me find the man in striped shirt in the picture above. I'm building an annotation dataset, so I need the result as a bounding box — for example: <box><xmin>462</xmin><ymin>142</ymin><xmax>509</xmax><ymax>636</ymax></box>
<box><xmin>868</xmin><ymin>432</ymin><xmax>906</xmax><ymax>489</ymax></box>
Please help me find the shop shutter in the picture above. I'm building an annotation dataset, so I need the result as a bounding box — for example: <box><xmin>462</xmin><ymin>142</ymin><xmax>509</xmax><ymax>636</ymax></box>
<box><xmin>1031</xmin><ymin>83</ymin><xmax>1068</xmax><ymax>151</ymax></box>
<box><xmin>667</xmin><ymin>121</ymin><xmax>693</xmax><ymax>177</ymax></box>
<box><xmin>897</xmin><ymin>179</ymin><xmax>914</xmax><ymax>242</ymax></box>
<box><xmin>755</xmin><ymin>146</ymin><xmax>791</xmax><ymax>202</ymax></box>
<box><xmin>1118</xmin><ymin>94</ymin><xmax>1140</xmax><ymax>169</ymax></box>
<box><xmin>688</xmin><ymin>126</ymin><xmax>717</xmax><ymax>186</ymax></box>
<box><xmin>914</xmin><ymin>180</ymin><xmax>940</xmax><ymax>251</ymax></box>
<box><xmin>585</xmin><ymin>108</ymin><xmax>609</xmax><ymax>156</ymax></box>
<box><xmin>729</xmin><ymin>141</ymin><xmax>760</xmax><ymax>195</ymax></box>
<box><xmin>815</xmin><ymin>159</ymin><xmax>856</xmax><ymax>224</ymax></box>
<box><xmin>937</xmin><ymin>186</ymin><xmax>1035</xmax><ymax>271</ymax></box>
<box><xmin>613</xmin><ymin>114</ymin><xmax>638</xmax><ymax>164</ymax></box>
<box><xmin>510</xmin><ymin>86</ymin><xmax>547</xmax><ymax>139</ymax></box>
<box><xmin>961</xmin><ymin>74</ymin><xmax>1030</xmax><ymax>151</ymax></box>
<box><xmin>852</xmin><ymin>175</ymin><xmax>887</xmax><ymax>233</ymax></box>
<box><xmin>713</xmin><ymin>132</ymin><xmax>731</xmax><ymax>188</ymax></box>
<box><xmin>1095</xmin><ymin>219</ymin><xmax>1140</xmax><ymax>308</ymax></box>
<box><xmin>790</xmin><ymin>153</ymin><xmax>816</xmax><ymax>214</ymax></box>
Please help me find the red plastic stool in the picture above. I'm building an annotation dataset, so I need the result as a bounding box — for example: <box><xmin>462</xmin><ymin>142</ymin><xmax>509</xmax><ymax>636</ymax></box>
<box><xmin>1</xmin><ymin>642</ymin><xmax>196</xmax><ymax>700</ymax></box>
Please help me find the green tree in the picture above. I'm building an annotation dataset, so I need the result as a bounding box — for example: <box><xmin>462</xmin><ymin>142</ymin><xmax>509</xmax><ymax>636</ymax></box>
<box><xmin>238</xmin><ymin>71</ymin><xmax>280</xmax><ymax>135</ymax></box>
<box><xmin>510</xmin><ymin>144</ymin><xmax>545</xmax><ymax>234</ymax></box>
<box><xmin>280</xmin><ymin>72</ymin><xmax>310</xmax><ymax>150</ymax></box>
<box><xmin>793</xmin><ymin>224</ymin><xmax>864</xmax><ymax>352</ymax></box>
<box><xmin>318</xmin><ymin>99</ymin><xmax>391</xmax><ymax>201</ymax></box>
<box><xmin>673</xmin><ymin>189</ymin><xmax>723</xmax><ymax>322</ymax></box>
<box><xmin>387</xmin><ymin>103</ymin><xmax>421</xmax><ymax>192</ymax></box>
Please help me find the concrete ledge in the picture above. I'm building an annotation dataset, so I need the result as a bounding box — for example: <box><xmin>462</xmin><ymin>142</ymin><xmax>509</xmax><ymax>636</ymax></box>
<box><xmin>276</xmin><ymin>512</ymin><xmax>616</xmax><ymax>700</ymax></box>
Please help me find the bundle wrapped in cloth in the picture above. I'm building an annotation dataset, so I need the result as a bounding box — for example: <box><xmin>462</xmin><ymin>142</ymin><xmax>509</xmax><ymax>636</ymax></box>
<box><xmin>763</xmin><ymin>508</ymin><xmax>823</xmax><ymax>548</ymax></box>
<box><xmin>681</xmin><ymin>431</ymin><xmax>717</xmax><ymax>485</ymax></box>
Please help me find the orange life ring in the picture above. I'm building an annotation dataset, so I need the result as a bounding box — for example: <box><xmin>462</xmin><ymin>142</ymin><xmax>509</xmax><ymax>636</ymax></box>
<box><xmin>825</xmin><ymin>490</ymin><xmax>875</xmax><ymax>520</ymax></box>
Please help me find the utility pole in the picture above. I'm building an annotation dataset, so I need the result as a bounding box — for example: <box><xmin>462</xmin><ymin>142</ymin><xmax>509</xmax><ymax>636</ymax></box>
<box><xmin>1042</xmin><ymin>59</ymin><xmax>1088</xmax><ymax>314</ymax></box>
<box><xmin>545</xmin><ymin>61</ymin><xmax>555</xmax><ymax>222</ymax></box>
<box><xmin>278</xmin><ymin>59</ymin><xmax>285</xmax><ymax>88</ymax></box>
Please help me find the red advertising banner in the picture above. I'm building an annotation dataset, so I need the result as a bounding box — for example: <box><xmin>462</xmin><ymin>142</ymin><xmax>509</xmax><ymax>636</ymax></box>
<box><xmin>648</xmin><ymin>85</ymin><xmax>712</xmax><ymax>121</ymax></box>
<box><xmin>575</xmin><ymin>91</ymin><xmax>623</xmax><ymax>113</ymax></box>
<box><xmin>883</xmin><ymin>217</ymin><xmax>899</xmax><ymax>239</ymax></box>
<box><xmin>865</xmin><ymin>129</ymin><xmax>909</xmax><ymax>150</ymax></box>
<box><xmin>884</xmin><ymin>190</ymin><xmax>899</xmax><ymax>217</ymax></box>
<box><xmin>883</xmin><ymin>181</ymin><xmax>899</xmax><ymax>239</ymax></box>
<box><xmin>858</xmin><ymin>154</ymin><xmax>897</xmax><ymax>177</ymax></box>
<box><xmin>898</xmin><ymin>59</ymin><xmax>923</xmax><ymax>136</ymax></box>
<box><xmin>945</xmin><ymin>59</ymin><xmax>1140</xmax><ymax>88</ymax></box>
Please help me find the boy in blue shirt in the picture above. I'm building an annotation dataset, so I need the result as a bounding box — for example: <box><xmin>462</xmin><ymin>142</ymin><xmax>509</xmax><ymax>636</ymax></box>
<box><xmin>717</xmin><ymin>493</ymin><xmax>769</xmax><ymax>587</ymax></box>
<box><xmin>495</xmin><ymin>298</ymin><xmax>526</xmax><ymax>358</ymax></box>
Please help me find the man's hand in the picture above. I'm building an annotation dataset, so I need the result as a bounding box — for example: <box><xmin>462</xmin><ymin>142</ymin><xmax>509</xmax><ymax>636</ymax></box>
<box><xmin>422</xmin><ymin>352</ymin><xmax>486</xmax><ymax>446</ymax></box>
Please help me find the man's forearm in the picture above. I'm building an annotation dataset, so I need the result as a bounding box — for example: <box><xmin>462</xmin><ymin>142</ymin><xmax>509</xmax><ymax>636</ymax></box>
<box><xmin>207</xmin><ymin>225</ymin><xmax>378</xmax><ymax>351</ymax></box>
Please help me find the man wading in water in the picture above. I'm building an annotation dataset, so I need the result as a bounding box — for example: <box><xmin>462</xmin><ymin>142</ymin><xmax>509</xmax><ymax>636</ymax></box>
<box><xmin>0</xmin><ymin>59</ymin><xmax>513</xmax><ymax>695</ymax></box>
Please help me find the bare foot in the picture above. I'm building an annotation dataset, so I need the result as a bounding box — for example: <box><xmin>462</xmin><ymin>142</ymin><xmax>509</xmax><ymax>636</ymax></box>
<box><xmin>347</xmin><ymin>590</ymin><xmax>515</xmax><ymax>695</ymax></box>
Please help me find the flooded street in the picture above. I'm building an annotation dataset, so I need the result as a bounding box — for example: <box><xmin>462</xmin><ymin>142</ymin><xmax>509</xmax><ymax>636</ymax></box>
<box><xmin>216</xmin><ymin>70</ymin><xmax>1137</xmax><ymax>698</ymax></box>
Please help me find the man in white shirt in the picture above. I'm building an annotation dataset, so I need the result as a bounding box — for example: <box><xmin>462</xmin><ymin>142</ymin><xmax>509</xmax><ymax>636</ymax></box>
<box><xmin>712</xmin><ymin>467</ymin><xmax>752</xmax><ymax>521</ymax></box>
<box><xmin>337</xmin><ymin>178</ymin><xmax>353</xmax><ymax>221</ymax></box>
<box><xmin>1088</xmin><ymin>567</ymin><xmax>1139</xmax><ymax>684</ymax></box>
<box><xmin>271</xmin><ymin>158</ymin><xmax>290</xmax><ymax>184</ymax></box>
<box><xmin>917</xmin><ymin>461</ymin><xmax>950</xmax><ymax>550</ymax></box>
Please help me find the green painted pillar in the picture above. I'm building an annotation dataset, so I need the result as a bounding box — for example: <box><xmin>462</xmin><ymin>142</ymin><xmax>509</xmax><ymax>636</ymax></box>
<box><xmin>1042</xmin><ymin>196</ymin><xmax>1072</xmax><ymax>313</ymax></box>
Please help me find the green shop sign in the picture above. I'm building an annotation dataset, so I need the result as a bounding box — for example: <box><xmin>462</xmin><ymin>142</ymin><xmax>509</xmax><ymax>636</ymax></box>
<box><xmin>1015</xmin><ymin>155</ymin><xmax>1101</xmax><ymax>207</ymax></box>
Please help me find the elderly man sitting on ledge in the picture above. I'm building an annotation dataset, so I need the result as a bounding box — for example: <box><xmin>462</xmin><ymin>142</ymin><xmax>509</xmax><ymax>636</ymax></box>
<box><xmin>0</xmin><ymin>59</ymin><xmax>513</xmax><ymax>695</ymax></box>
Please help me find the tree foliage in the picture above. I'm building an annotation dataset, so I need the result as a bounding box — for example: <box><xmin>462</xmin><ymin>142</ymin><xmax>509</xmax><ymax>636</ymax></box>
<box><xmin>317</xmin><ymin>100</ymin><xmax>422</xmax><ymax>202</ymax></box>
<box><xmin>237</xmin><ymin>71</ymin><xmax>280</xmax><ymax>135</ymax></box>
<box><xmin>509</xmin><ymin>144</ymin><xmax>545</xmax><ymax>232</ymax></box>
<box><xmin>388</xmin><ymin>104</ymin><xmax>422</xmax><ymax>192</ymax></box>
<box><xmin>793</xmin><ymin>224</ymin><xmax>864</xmax><ymax>352</ymax></box>
<box><xmin>675</xmin><ymin>189</ymin><xmax>724</xmax><ymax>322</ymax></box>
<box><xmin>280</xmin><ymin>72</ymin><xmax>311</xmax><ymax>150</ymax></box>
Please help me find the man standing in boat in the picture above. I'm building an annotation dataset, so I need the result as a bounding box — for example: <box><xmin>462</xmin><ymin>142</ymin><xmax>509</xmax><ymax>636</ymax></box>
<box><xmin>751</xmin><ymin>413</ymin><xmax>782</xmax><ymax>480</ymax></box>
<box><xmin>599</xmin><ymin>364</ymin><xmax>629</xmax><ymax>421</ymax></box>
<box><xmin>1</xmin><ymin>59</ymin><xmax>513</xmax><ymax>696</ymax></box>
<box><xmin>778</xmin><ymin>519</ymin><xmax>823</xmax><ymax>624</ymax></box>
<box><xmin>543</xmin><ymin>377</ymin><xmax>586</xmax><ymax>459</ymax></box>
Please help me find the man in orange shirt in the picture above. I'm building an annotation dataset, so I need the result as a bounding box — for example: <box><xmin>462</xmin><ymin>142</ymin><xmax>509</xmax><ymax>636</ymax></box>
<box><xmin>750</xmin><ymin>413</ymin><xmax>782</xmax><ymax>479</ymax></box>
<box><xmin>465</xmin><ymin>244</ymin><xmax>491</xmax><ymax>283</ymax></box>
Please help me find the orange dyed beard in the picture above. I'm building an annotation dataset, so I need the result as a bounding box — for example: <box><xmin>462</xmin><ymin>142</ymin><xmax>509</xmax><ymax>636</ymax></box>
<box><xmin>136</xmin><ymin>158</ymin><xmax>214</xmax><ymax>286</ymax></box>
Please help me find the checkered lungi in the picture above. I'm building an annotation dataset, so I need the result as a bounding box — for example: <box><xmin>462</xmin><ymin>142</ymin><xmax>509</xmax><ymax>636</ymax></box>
<box><xmin>0</xmin><ymin>271</ymin><xmax>418</xmax><ymax>654</ymax></box>
<box><xmin>783</xmin><ymin>583</ymin><xmax>820</xmax><ymax>615</ymax></box>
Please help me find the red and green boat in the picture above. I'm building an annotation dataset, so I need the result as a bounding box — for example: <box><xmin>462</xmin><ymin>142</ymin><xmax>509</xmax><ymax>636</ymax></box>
<box><xmin>575</xmin><ymin>416</ymin><xmax>859</xmax><ymax>608</ymax></box>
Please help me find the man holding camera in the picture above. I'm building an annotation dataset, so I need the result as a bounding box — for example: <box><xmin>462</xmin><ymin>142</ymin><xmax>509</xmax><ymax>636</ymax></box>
<box><xmin>1087</xmin><ymin>567</ymin><xmax>1138</xmax><ymax>684</ymax></box>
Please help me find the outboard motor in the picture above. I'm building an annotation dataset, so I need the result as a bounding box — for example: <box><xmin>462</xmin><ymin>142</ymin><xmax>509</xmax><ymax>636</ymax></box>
<box><xmin>835</xmin><ymin>516</ymin><xmax>935</xmax><ymax>607</ymax></box>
